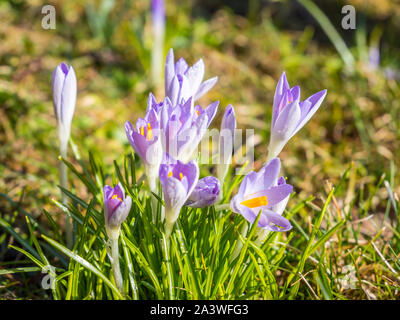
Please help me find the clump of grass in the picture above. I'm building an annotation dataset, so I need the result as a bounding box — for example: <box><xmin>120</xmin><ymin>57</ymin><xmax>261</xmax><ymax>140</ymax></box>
<box><xmin>1</xmin><ymin>147</ymin><xmax>399</xmax><ymax>300</ymax></box>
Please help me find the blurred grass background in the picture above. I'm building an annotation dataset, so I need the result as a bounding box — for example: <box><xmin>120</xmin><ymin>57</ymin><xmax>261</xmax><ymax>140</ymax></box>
<box><xmin>1</xmin><ymin>0</ymin><xmax>400</xmax><ymax>299</ymax></box>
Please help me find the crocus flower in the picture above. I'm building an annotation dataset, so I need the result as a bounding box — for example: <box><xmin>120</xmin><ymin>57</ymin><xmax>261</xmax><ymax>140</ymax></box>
<box><xmin>103</xmin><ymin>183</ymin><xmax>131</xmax><ymax>293</ymax></box>
<box><xmin>230</xmin><ymin>158</ymin><xmax>293</xmax><ymax>232</ymax></box>
<box><xmin>267</xmin><ymin>72</ymin><xmax>327</xmax><ymax>161</ymax></box>
<box><xmin>151</xmin><ymin>0</ymin><xmax>165</xmax><ymax>87</ymax></box>
<box><xmin>103</xmin><ymin>183</ymin><xmax>132</xmax><ymax>239</ymax></box>
<box><xmin>125</xmin><ymin>109</ymin><xmax>163</xmax><ymax>192</ymax></box>
<box><xmin>52</xmin><ymin>62</ymin><xmax>77</xmax><ymax>248</ymax></box>
<box><xmin>159</xmin><ymin>155</ymin><xmax>199</xmax><ymax>237</ymax></box>
<box><xmin>217</xmin><ymin>104</ymin><xmax>236</xmax><ymax>198</ymax></box>
<box><xmin>52</xmin><ymin>62</ymin><xmax>77</xmax><ymax>156</ymax></box>
<box><xmin>165</xmin><ymin>48</ymin><xmax>218</xmax><ymax>106</ymax></box>
<box><xmin>185</xmin><ymin>176</ymin><xmax>220</xmax><ymax>208</ymax></box>
<box><xmin>157</xmin><ymin>96</ymin><xmax>219</xmax><ymax>163</ymax></box>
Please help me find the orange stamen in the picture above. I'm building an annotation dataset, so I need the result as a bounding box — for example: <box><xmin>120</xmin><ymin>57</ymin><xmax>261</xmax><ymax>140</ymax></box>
<box><xmin>179</xmin><ymin>173</ymin><xmax>183</xmax><ymax>180</ymax></box>
<box><xmin>111</xmin><ymin>194</ymin><xmax>122</xmax><ymax>202</ymax></box>
<box><xmin>240</xmin><ymin>196</ymin><xmax>268</xmax><ymax>208</ymax></box>
<box><xmin>146</xmin><ymin>123</ymin><xmax>152</xmax><ymax>141</ymax></box>
<box><xmin>168</xmin><ymin>171</ymin><xmax>173</xmax><ymax>178</ymax></box>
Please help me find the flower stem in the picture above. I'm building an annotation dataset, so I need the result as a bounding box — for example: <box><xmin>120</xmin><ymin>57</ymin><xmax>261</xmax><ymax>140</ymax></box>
<box><xmin>147</xmin><ymin>174</ymin><xmax>158</xmax><ymax>224</ymax></box>
<box><xmin>161</xmin><ymin>232</ymin><xmax>174</xmax><ymax>299</ymax></box>
<box><xmin>164</xmin><ymin>220</ymin><xmax>174</xmax><ymax>240</ymax></box>
<box><xmin>110</xmin><ymin>237</ymin><xmax>124</xmax><ymax>294</ymax></box>
<box><xmin>59</xmin><ymin>145</ymin><xmax>73</xmax><ymax>249</ymax></box>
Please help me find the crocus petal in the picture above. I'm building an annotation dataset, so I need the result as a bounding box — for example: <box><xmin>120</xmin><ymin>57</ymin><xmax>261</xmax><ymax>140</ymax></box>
<box><xmin>125</xmin><ymin>124</ymin><xmax>149</xmax><ymax>161</ymax></box>
<box><xmin>168</xmin><ymin>75</ymin><xmax>181</xmax><ymax>106</ymax></box>
<box><xmin>177</xmin><ymin>74</ymin><xmax>192</xmax><ymax>105</ymax></box>
<box><xmin>291</xmin><ymin>89</ymin><xmax>327</xmax><ymax>138</ymax></box>
<box><xmin>152</xmin><ymin>0</ymin><xmax>165</xmax><ymax>26</ymax></box>
<box><xmin>217</xmin><ymin>104</ymin><xmax>236</xmax><ymax>186</ymax></box>
<box><xmin>103</xmin><ymin>185</ymin><xmax>113</xmax><ymax>200</ymax></box>
<box><xmin>272</xmin><ymin>72</ymin><xmax>290</xmax><ymax>125</ymax></box>
<box><xmin>176</xmin><ymin>112</ymin><xmax>208</xmax><ymax>162</ymax></box>
<box><xmin>113</xmin><ymin>182</ymin><xmax>125</xmax><ymax>199</ymax></box>
<box><xmin>175</xmin><ymin>57</ymin><xmax>189</xmax><ymax>75</ymax></box>
<box><xmin>272</xmin><ymin>193</ymin><xmax>290</xmax><ymax>216</ymax></box>
<box><xmin>165</xmin><ymin>49</ymin><xmax>175</xmax><ymax>94</ymax></box>
<box><xmin>52</xmin><ymin>62</ymin><xmax>77</xmax><ymax>147</ymax></box>
<box><xmin>204</xmin><ymin>100</ymin><xmax>219</xmax><ymax>126</ymax></box>
<box><xmin>260</xmin><ymin>209</ymin><xmax>292</xmax><ymax>231</ymax></box>
<box><xmin>241</xmin><ymin>183</ymin><xmax>293</xmax><ymax>209</ymax></box>
<box><xmin>272</xmin><ymin>100</ymin><xmax>301</xmax><ymax>140</ymax></box>
<box><xmin>194</xmin><ymin>76</ymin><xmax>218</xmax><ymax>100</ymax></box>
<box><xmin>221</xmin><ymin>104</ymin><xmax>236</xmax><ymax>132</ymax></box>
<box><xmin>240</xmin><ymin>158</ymin><xmax>280</xmax><ymax>196</ymax></box>
<box><xmin>257</xmin><ymin>158</ymin><xmax>281</xmax><ymax>191</ymax></box>
<box><xmin>146</xmin><ymin>93</ymin><xmax>158</xmax><ymax>115</ymax></box>
<box><xmin>59</xmin><ymin>65</ymin><xmax>77</xmax><ymax>128</ymax></box>
<box><xmin>218</xmin><ymin>104</ymin><xmax>236</xmax><ymax>164</ymax></box>
<box><xmin>185</xmin><ymin>176</ymin><xmax>220</xmax><ymax>208</ymax></box>
<box><xmin>185</xmin><ymin>59</ymin><xmax>205</xmax><ymax>95</ymax></box>
<box><xmin>52</xmin><ymin>65</ymin><xmax>65</xmax><ymax>121</ymax></box>
<box><xmin>160</xmin><ymin>158</ymin><xmax>199</xmax><ymax>225</ymax></box>
<box><xmin>108</xmin><ymin>196</ymin><xmax>132</xmax><ymax>228</ymax></box>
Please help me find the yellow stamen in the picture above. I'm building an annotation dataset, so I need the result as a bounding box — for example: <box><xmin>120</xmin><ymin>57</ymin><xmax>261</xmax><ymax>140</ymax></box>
<box><xmin>179</xmin><ymin>173</ymin><xmax>183</xmax><ymax>180</ymax></box>
<box><xmin>111</xmin><ymin>194</ymin><xmax>122</xmax><ymax>202</ymax></box>
<box><xmin>196</xmin><ymin>110</ymin><xmax>200</xmax><ymax>116</ymax></box>
<box><xmin>168</xmin><ymin>171</ymin><xmax>173</xmax><ymax>178</ymax></box>
<box><xmin>240</xmin><ymin>196</ymin><xmax>268</xmax><ymax>208</ymax></box>
<box><xmin>146</xmin><ymin>123</ymin><xmax>152</xmax><ymax>141</ymax></box>
<box><xmin>140</xmin><ymin>126</ymin><xmax>145</xmax><ymax>136</ymax></box>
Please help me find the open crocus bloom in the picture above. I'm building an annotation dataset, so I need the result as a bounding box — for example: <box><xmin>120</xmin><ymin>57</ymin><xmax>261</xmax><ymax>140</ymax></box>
<box><xmin>165</xmin><ymin>48</ymin><xmax>218</xmax><ymax>106</ymax></box>
<box><xmin>185</xmin><ymin>176</ymin><xmax>220</xmax><ymax>208</ymax></box>
<box><xmin>103</xmin><ymin>183</ymin><xmax>132</xmax><ymax>239</ymax></box>
<box><xmin>156</xmin><ymin>97</ymin><xmax>218</xmax><ymax>163</ymax></box>
<box><xmin>159</xmin><ymin>155</ymin><xmax>199</xmax><ymax>237</ymax></box>
<box><xmin>125</xmin><ymin>109</ymin><xmax>163</xmax><ymax>191</ymax></box>
<box><xmin>230</xmin><ymin>158</ymin><xmax>293</xmax><ymax>231</ymax></box>
<box><xmin>268</xmin><ymin>72</ymin><xmax>327</xmax><ymax>160</ymax></box>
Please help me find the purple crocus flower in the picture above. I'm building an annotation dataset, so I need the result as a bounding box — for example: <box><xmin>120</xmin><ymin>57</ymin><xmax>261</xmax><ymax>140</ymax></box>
<box><xmin>267</xmin><ymin>72</ymin><xmax>327</xmax><ymax>160</ymax></box>
<box><xmin>230</xmin><ymin>158</ymin><xmax>293</xmax><ymax>232</ymax></box>
<box><xmin>185</xmin><ymin>176</ymin><xmax>220</xmax><ymax>208</ymax></box>
<box><xmin>159</xmin><ymin>155</ymin><xmax>199</xmax><ymax>237</ymax></box>
<box><xmin>165</xmin><ymin>49</ymin><xmax>218</xmax><ymax>106</ymax></box>
<box><xmin>52</xmin><ymin>62</ymin><xmax>77</xmax><ymax>155</ymax></box>
<box><xmin>151</xmin><ymin>0</ymin><xmax>165</xmax><ymax>87</ymax></box>
<box><xmin>217</xmin><ymin>104</ymin><xmax>236</xmax><ymax>196</ymax></box>
<box><xmin>155</xmin><ymin>96</ymin><xmax>219</xmax><ymax>162</ymax></box>
<box><xmin>103</xmin><ymin>183</ymin><xmax>132</xmax><ymax>238</ymax></box>
<box><xmin>125</xmin><ymin>109</ymin><xmax>163</xmax><ymax>192</ymax></box>
<box><xmin>152</xmin><ymin>0</ymin><xmax>165</xmax><ymax>27</ymax></box>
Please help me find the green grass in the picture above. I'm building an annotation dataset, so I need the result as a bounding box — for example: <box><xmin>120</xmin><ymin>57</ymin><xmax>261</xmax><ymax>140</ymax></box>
<box><xmin>1</xmin><ymin>149</ymin><xmax>399</xmax><ymax>299</ymax></box>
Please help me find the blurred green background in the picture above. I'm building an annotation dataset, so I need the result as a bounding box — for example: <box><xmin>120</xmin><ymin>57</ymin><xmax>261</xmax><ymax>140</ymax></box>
<box><xmin>1</xmin><ymin>0</ymin><xmax>400</xmax><ymax>299</ymax></box>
